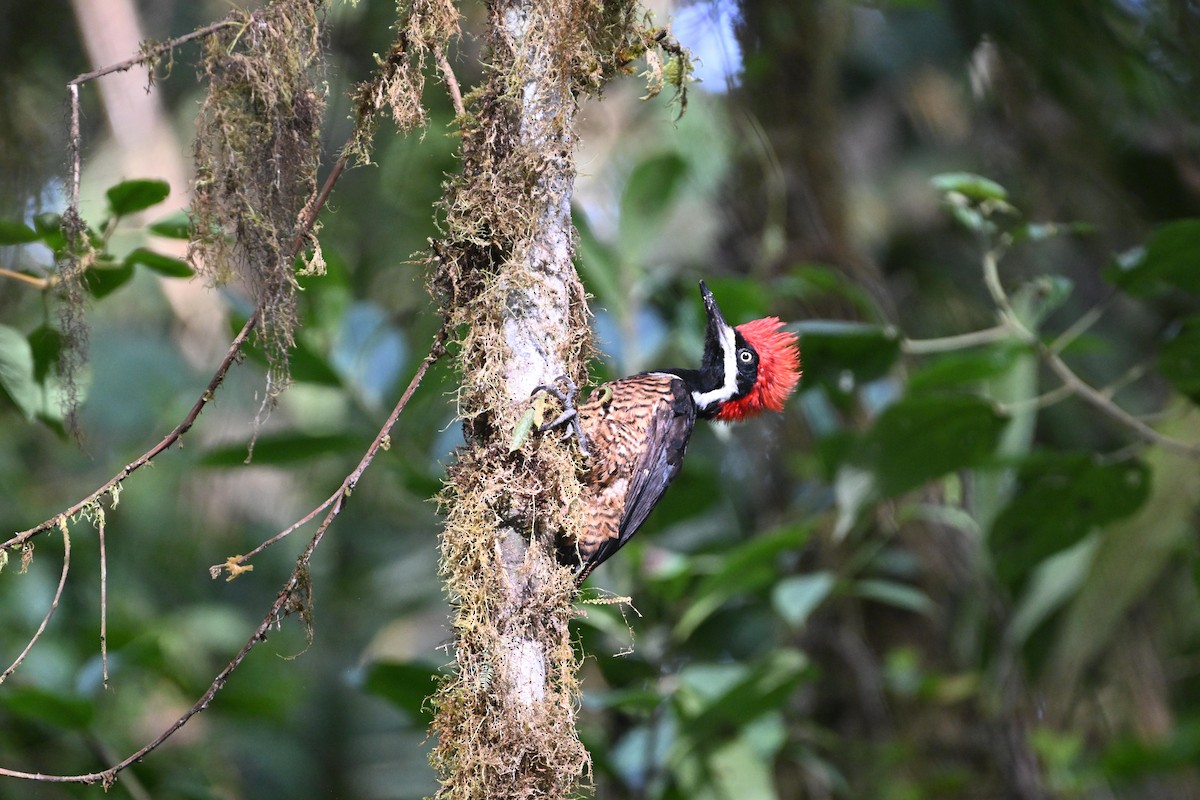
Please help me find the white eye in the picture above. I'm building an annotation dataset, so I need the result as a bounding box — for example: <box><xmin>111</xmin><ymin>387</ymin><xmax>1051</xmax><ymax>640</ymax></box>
<box><xmin>739</xmin><ymin>349</ymin><xmax>753</xmax><ymax>363</ymax></box>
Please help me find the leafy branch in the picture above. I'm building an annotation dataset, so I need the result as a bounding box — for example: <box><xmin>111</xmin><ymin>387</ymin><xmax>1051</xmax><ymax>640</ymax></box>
<box><xmin>905</xmin><ymin>172</ymin><xmax>1200</xmax><ymax>459</ymax></box>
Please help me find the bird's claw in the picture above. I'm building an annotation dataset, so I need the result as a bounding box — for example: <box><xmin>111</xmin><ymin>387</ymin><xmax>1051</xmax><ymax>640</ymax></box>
<box><xmin>531</xmin><ymin>377</ymin><xmax>591</xmax><ymax>458</ymax></box>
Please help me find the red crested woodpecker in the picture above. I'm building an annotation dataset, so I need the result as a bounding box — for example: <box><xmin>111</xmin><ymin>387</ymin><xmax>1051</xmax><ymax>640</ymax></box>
<box><xmin>539</xmin><ymin>281</ymin><xmax>802</xmax><ymax>585</ymax></box>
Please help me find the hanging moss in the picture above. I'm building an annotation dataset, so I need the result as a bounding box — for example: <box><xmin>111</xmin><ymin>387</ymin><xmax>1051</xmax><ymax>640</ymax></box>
<box><xmin>190</xmin><ymin>0</ymin><xmax>328</xmax><ymax>395</ymax></box>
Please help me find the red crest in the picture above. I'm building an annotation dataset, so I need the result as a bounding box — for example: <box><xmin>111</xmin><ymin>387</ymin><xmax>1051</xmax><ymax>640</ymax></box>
<box><xmin>714</xmin><ymin>317</ymin><xmax>801</xmax><ymax>422</ymax></box>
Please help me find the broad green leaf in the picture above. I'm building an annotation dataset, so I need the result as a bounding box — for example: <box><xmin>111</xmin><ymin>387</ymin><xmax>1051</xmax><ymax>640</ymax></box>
<box><xmin>1043</xmin><ymin>409</ymin><xmax>1200</xmax><ymax>698</ymax></box>
<box><xmin>619</xmin><ymin>152</ymin><xmax>689</xmax><ymax>246</ymax></box>
<box><xmin>1160</xmin><ymin>315</ymin><xmax>1200</xmax><ymax>403</ymax></box>
<box><xmin>573</xmin><ymin>210</ymin><xmax>622</xmax><ymax>313</ymax></box>
<box><xmin>27</xmin><ymin>325</ymin><xmax>61</xmax><ymax>383</ymax></box>
<box><xmin>82</xmin><ymin>260</ymin><xmax>135</xmax><ymax>298</ymax></box>
<box><xmin>856</xmin><ymin>394</ymin><xmax>1008</xmax><ymax>498</ymax></box>
<box><xmin>1104</xmin><ymin>219</ymin><xmax>1200</xmax><ymax>296</ymax></box>
<box><xmin>772</xmin><ymin>572</ymin><xmax>836</xmax><ymax>628</ymax></box>
<box><xmin>990</xmin><ymin>453</ymin><xmax>1150</xmax><ymax>586</ymax></box>
<box><xmin>106</xmin><ymin>179</ymin><xmax>170</xmax><ymax>216</ymax></box>
<box><xmin>674</xmin><ymin>526</ymin><xmax>812</xmax><ymax>641</ymax></box>
<box><xmin>908</xmin><ymin>345</ymin><xmax>1027</xmax><ymax>393</ymax></box>
<box><xmin>676</xmin><ymin>650</ymin><xmax>808</xmax><ymax>736</ymax></box>
<box><xmin>33</xmin><ymin>212</ymin><xmax>65</xmax><ymax>252</ymax></box>
<box><xmin>0</xmin><ymin>218</ymin><xmax>39</xmax><ymax>244</ymax></box>
<box><xmin>125</xmin><ymin>247</ymin><xmax>194</xmax><ymax>277</ymax></box>
<box><xmin>1008</xmin><ymin>536</ymin><xmax>1098</xmax><ymax>646</ymax></box>
<box><xmin>232</xmin><ymin>315</ymin><xmax>341</xmax><ymax>387</ymax></box>
<box><xmin>361</xmin><ymin>661</ymin><xmax>440</xmax><ymax>724</ymax></box>
<box><xmin>200</xmin><ymin>432</ymin><xmax>363</xmax><ymax>466</ymax></box>
<box><xmin>707</xmin><ymin>735</ymin><xmax>779</xmax><ymax>800</ymax></box>
<box><xmin>148</xmin><ymin>210</ymin><xmax>193</xmax><ymax>239</ymax></box>
<box><xmin>0</xmin><ymin>324</ymin><xmax>38</xmax><ymax>418</ymax></box>
<box><xmin>853</xmin><ymin>579</ymin><xmax>934</xmax><ymax>615</ymax></box>
<box><xmin>0</xmin><ymin>687</ymin><xmax>94</xmax><ymax>730</ymax></box>
<box><xmin>795</xmin><ymin>321</ymin><xmax>900</xmax><ymax>394</ymax></box>
<box><xmin>930</xmin><ymin>172</ymin><xmax>1009</xmax><ymax>202</ymax></box>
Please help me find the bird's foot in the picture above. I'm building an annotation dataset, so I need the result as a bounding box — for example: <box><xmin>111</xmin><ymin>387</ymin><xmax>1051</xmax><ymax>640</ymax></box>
<box><xmin>531</xmin><ymin>377</ymin><xmax>591</xmax><ymax>458</ymax></box>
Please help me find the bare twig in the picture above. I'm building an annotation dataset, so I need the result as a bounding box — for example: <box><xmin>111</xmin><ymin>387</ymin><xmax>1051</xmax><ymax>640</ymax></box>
<box><xmin>0</xmin><ymin>268</ymin><xmax>53</xmax><ymax>289</ymax></box>
<box><xmin>435</xmin><ymin>47</ymin><xmax>466</xmax><ymax>118</ymax></box>
<box><xmin>2</xmin><ymin>314</ymin><xmax>257</xmax><ymax>553</ymax></box>
<box><xmin>0</xmin><ymin>527</ymin><xmax>70</xmax><ymax>686</ymax></box>
<box><xmin>99</xmin><ymin>514</ymin><xmax>108</xmax><ymax>688</ymax></box>
<box><xmin>67</xmin><ymin>19</ymin><xmax>238</xmax><ymax>86</ymax></box>
<box><xmin>902</xmin><ymin>325</ymin><xmax>1013</xmax><ymax>354</ymax></box>
<box><xmin>981</xmin><ymin>248</ymin><xmax>1200</xmax><ymax>458</ymax></box>
<box><xmin>0</xmin><ymin>338</ymin><xmax>442</xmax><ymax>786</ymax></box>
<box><xmin>213</xmin><ymin>338</ymin><xmax>442</xmax><ymax>577</ymax></box>
<box><xmin>1038</xmin><ymin>346</ymin><xmax>1200</xmax><ymax>457</ymax></box>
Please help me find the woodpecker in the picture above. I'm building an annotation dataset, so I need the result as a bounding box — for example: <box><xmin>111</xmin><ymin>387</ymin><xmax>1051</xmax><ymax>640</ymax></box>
<box><xmin>539</xmin><ymin>281</ymin><xmax>801</xmax><ymax>585</ymax></box>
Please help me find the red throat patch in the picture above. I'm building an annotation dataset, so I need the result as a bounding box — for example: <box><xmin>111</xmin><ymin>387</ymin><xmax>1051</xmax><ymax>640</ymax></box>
<box><xmin>714</xmin><ymin>317</ymin><xmax>801</xmax><ymax>422</ymax></box>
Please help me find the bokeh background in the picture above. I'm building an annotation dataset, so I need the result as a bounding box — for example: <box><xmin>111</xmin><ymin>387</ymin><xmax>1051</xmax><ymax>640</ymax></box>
<box><xmin>3</xmin><ymin>0</ymin><xmax>1200</xmax><ymax>797</ymax></box>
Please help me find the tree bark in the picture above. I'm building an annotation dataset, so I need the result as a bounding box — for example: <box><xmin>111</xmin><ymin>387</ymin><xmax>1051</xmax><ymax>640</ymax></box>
<box><xmin>426</xmin><ymin>0</ymin><xmax>605</xmax><ymax>794</ymax></box>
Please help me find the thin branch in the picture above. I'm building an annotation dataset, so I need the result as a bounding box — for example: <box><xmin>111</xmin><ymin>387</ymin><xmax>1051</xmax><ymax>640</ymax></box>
<box><xmin>980</xmin><ymin>248</ymin><xmax>1200</xmax><ymax>458</ymax></box>
<box><xmin>902</xmin><ymin>325</ymin><xmax>1013</xmax><ymax>354</ymax></box>
<box><xmin>99</xmin><ymin>514</ymin><xmax>109</xmax><ymax>688</ymax></box>
<box><xmin>2</xmin><ymin>313</ymin><xmax>257</xmax><ymax>553</ymax></box>
<box><xmin>0</xmin><ymin>338</ymin><xmax>442</xmax><ymax>786</ymax></box>
<box><xmin>67</xmin><ymin>19</ymin><xmax>239</xmax><ymax>86</ymax></box>
<box><xmin>0</xmin><ymin>268</ymin><xmax>53</xmax><ymax>289</ymax></box>
<box><xmin>997</xmin><ymin>382</ymin><xmax>1075</xmax><ymax>415</ymax></box>
<box><xmin>435</xmin><ymin>47</ymin><xmax>466</xmax><ymax>118</ymax></box>
<box><xmin>1038</xmin><ymin>345</ymin><xmax>1200</xmax><ymax>457</ymax></box>
<box><xmin>0</xmin><ymin>527</ymin><xmax>70</xmax><ymax>686</ymax></box>
<box><xmin>1049</xmin><ymin>299</ymin><xmax>1111</xmax><ymax>355</ymax></box>
<box><xmin>6</xmin><ymin>119</ymin><xmax>355</xmax><ymax>555</ymax></box>
<box><xmin>213</xmin><ymin>337</ymin><xmax>443</xmax><ymax>577</ymax></box>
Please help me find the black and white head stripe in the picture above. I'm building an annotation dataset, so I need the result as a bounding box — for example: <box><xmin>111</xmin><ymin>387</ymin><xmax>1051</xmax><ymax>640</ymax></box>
<box><xmin>691</xmin><ymin>319</ymin><xmax>739</xmax><ymax>410</ymax></box>
<box><xmin>690</xmin><ymin>282</ymin><xmax>745</xmax><ymax>412</ymax></box>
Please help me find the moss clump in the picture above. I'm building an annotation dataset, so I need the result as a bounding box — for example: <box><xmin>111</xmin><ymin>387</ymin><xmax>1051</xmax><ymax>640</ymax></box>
<box><xmin>191</xmin><ymin>0</ymin><xmax>328</xmax><ymax>394</ymax></box>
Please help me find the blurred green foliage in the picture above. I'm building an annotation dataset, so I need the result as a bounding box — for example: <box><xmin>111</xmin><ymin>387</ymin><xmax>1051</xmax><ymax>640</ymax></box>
<box><xmin>3</xmin><ymin>0</ymin><xmax>1200</xmax><ymax>799</ymax></box>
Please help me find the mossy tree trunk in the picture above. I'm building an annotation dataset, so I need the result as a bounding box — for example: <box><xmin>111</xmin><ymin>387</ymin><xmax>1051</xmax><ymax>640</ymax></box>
<box><xmin>425</xmin><ymin>0</ymin><xmax>642</xmax><ymax>794</ymax></box>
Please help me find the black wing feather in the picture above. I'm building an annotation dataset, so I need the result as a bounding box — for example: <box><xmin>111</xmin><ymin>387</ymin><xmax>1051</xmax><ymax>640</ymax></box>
<box><xmin>578</xmin><ymin>378</ymin><xmax>696</xmax><ymax>578</ymax></box>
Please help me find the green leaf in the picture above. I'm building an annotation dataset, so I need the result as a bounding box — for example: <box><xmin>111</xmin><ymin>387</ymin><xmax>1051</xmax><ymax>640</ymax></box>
<box><xmin>772</xmin><ymin>572</ymin><xmax>836</xmax><ymax>628</ymax></box>
<box><xmin>619</xmin><ymin>152</ymin><xmax>689</xmax><ymax>240</ymax></box>
<box><xmin>795</xmin><ymin>321</ymin><xmax>901</xmax><ymax>394</ymax></box>
<box><xmin>510</xmin><ymin>407</ymin><xmax>536</xmax><ymax>452</ymax></box>
<box><xmin>82</xmin><ymin>260</ymin><xmax>135</xmax><ymax>298</ymax></box>
<box><xmin>0</xmin><ymin>218</ymin><xmax>39</xmax><ymax>244</ymax></box>
<box><xmin>854</xmin><ymin>579</ymin><xmax>934</xmax><ymax>615</ymax></box>
<box><xmin>361</xmin><ymin>661</ymin><xmax>440</xmax><ymax>724</ymax></box>
<box><xmin>0</xmin><ymin>324</ymin><xmax>38</xmax><ymax>419</ymax></box>
<box><xmin>148</xmin><ymin>210</ymin><xmax>193</xmax><ymax>239</ymax></box>
<box><xmin>33</xmin><ymin>212</ymin><xmax>65</xmax><ymax>252</ymax></box>
<box><xmin>677</xmin><ymin>650</ymin><xmax>808</xmax><ymax>735</ymax></box>
<box><xmin>231</xmin><ymin>315</ymin><xmax>341</xmax><ymax>387</ymax></box>
<box><xmin>675</xmin><ymin>526</ymin><xmax>812</xmax><ymax>640</ymax></box>
<box><xmin>27</xmin><ymin>325</ymin><xmax>62</xmax><ymax>383</ymax></box>
<box><xmin>908</xmin><ymin>345</ymin><xmax>1027</xmax><ymax>393</ymax></box>
<box><xmin>0</xmin><ymin>687</ymin><xmax>95</xmax><ymax>730</ymax></box>
<box><xmin>1160</xmin><ymin>316</ymin><xmax>1200</xmax><ymax>403</ymax></box>
<box><xmin>1104</xmin><ymin>219</ymin><xmax>1200</xmax><ymax>296</ymax></box>
<box><xmin>930</xmin><ymin>172</ymin><xmax>1009</xmax><ymax>202</ymax></box>
<box><xmin>200</xmin><ymin>433</ymin><xmax>363</xmax><ymax>466</ymax></box>
<box><xmin>125</xmin><ymin>247</ymin><xmax>195</xmax><ymax>277</ymax></box>
<box><xmin>990</xmin><ymin>453</ymin><xmax>1151</xmax><ymax>587</ymax></box>
<box><xmin>106</xmin><ymin>179</ymin><xmax>170</xmax><ymax>216</ymax></box>
<box><xmin>856</xmin><ymin>394</ymin><xmax>1008</xmax><ymax>498</ymax></box>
